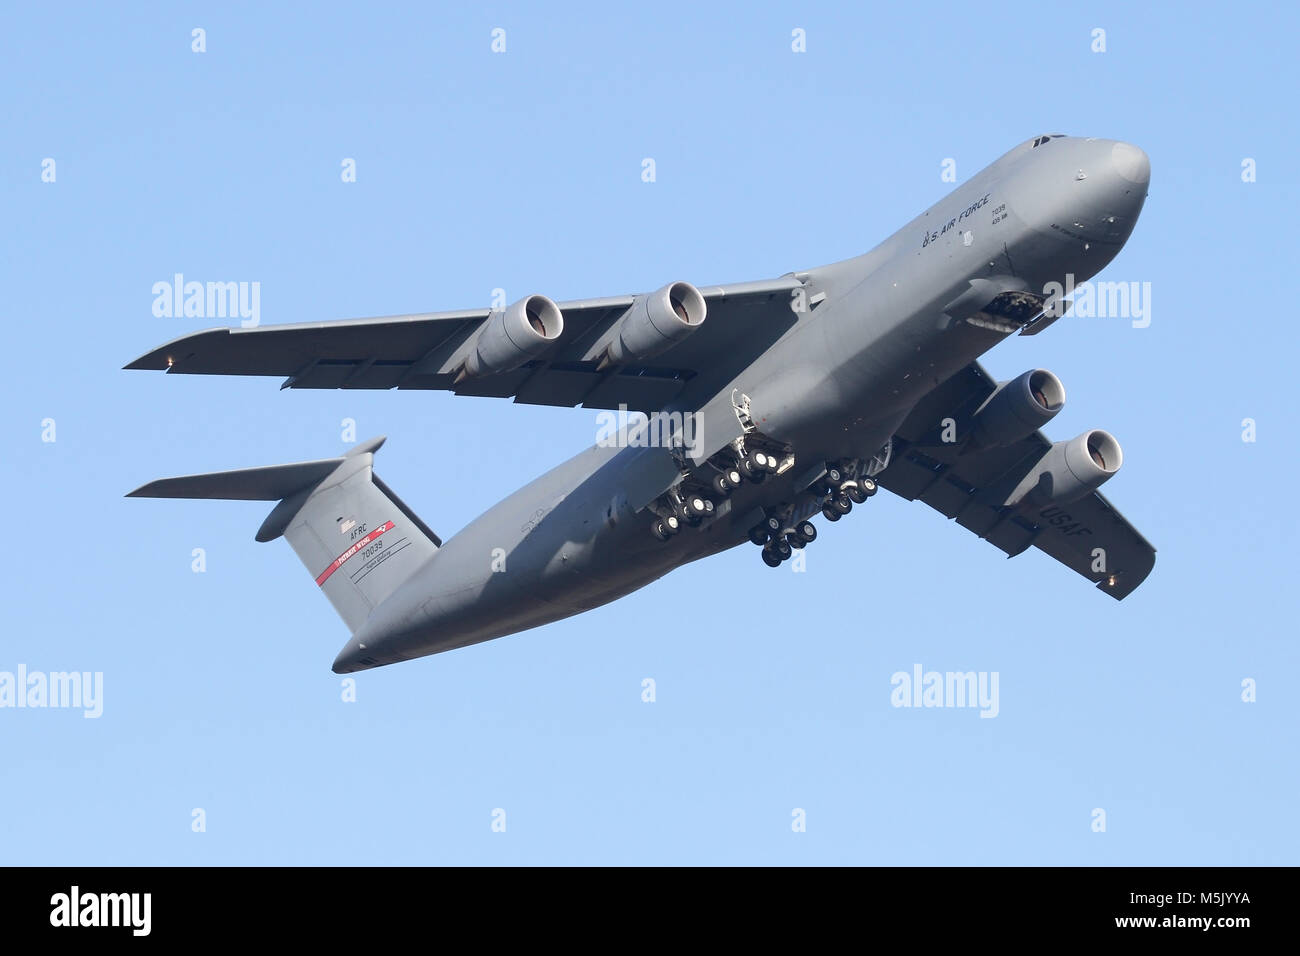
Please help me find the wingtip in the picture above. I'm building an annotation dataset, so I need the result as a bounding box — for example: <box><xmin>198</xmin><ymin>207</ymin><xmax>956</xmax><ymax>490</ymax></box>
<box><xmin>122</xmin><ymin>327</ymin><xmax>233</xmax><ymax>372</ymax></box>
<box><xmin>123</xmin><ymin>353</ymin><xmax>166</xmax><ymax>371</ymax></box>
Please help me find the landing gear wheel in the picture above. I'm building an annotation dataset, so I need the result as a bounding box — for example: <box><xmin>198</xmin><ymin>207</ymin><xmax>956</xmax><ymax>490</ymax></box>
<box><xmin>764</xmin><ymin>453</ymin><xmax>779</xmax><ymax>473</ymax></box>
<box><xmin>761</xmin><ymin>548</ymin><xmax>783</xmax><ymax>568</ymax></box>
<box><xmin>744</xmin><ymin>454</ymin><xmax>768</xmax><ymax>483</ymax></box>
<box><xmin>774</xmin><ymin>538</ymin><xmax>792</xmax><ymax>560</ymax></box>
<box><xmin>726</xmin><ymin>468</ymin><xmax>743</xmax><ymax>488</ymax></box>
<box><xmin>832</xmin><ymin>495</ymin><xmax>853</xmax><ymax>516</ymax></box>
<box><xmin>825</xmin><ymin>465</ymin><xmax>843</xmax><ymax>487</ymax></box>
<box><xmin>794</xmin><ymin>520</ymin><xmax>817</xmax><ymax>544</ymax></box>
<box><xmin>845</xmin><ymin>482</ymin><xmax>867</xmax><ymax>504</ymax></box>
<box><xmin>651</xmin><ymin>519</ymin><xmax>672</xmax><ymax>541</ymax></box>
<box><xmin>748</xmin><ymin>525</ymin><xmax>770</xmax><ymax>546</ymax></box>
<box><xmin>664</xmin><ymin>514</ymin><xmax>681</xmax><ymax>535</ymax></box>
<box><xmin>822</xmin><ymin>504</ymin><xmax>841</xmax><ymax>522</ymax></box>
<box><xmin>762</xmin><ymin>515</ymin><xmax>783</xmax><ymax>538</ymax></box>
<box><xmin>686</xmin><ymin>495</ymin><xmax>709</xmax><ymax>517</ymax></box>
<box><xmin>860</xmin><ymin>477</ymin><xmax>878</xmax><ymax>497</ymax></box>
<box><xmin>712</xmin><ymin>473</ymin><xmax>732</xmax><ymax>497</ymax></box>
<box><xmin>786</xmin><ymin>531</ymin><xmax>805</xmax><ymax>550</ymax></box>
<box><xmin>703</xmin><ymin>499</ymin><xmax>715</xmax><ymax>515</ymax></box>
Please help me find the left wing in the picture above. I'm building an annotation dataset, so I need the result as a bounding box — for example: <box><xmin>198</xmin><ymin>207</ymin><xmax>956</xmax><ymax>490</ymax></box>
<box><xmin>124</xmin><ymin>278</ymin><xmax>803</xmax><ymax>413</ymax></box>
<box><xmin>875</xmin><ymin>361</ymin><xmax>1155</xmax><ymax>599</ymax></box>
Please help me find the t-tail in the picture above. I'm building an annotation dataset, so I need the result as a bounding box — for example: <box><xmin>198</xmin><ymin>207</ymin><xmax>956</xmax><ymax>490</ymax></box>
<box><xmin>126</xmin><ymin>437</ymin><xmax>439</xmax><ymax>662</ymax></box>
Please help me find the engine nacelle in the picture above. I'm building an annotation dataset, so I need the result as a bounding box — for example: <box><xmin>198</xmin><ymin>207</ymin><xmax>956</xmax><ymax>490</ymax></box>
<box><xmin>969</xmin><ymin>368</ymin><xmax>1065</xmax><ymax>448</ymax></box>
<box><xmin>462</xmin><ymin>294</ymin><xmax>563</xmax><ymax>379</ymax></box>
<box><xmin>1005</xmin><ymin>429</ymin><xmax>1123</xmax><ymax>507</ymax></box>
<box><xmin>604</xmin><ymin>281</ymin><xmax>706</xmax><ymax>366</ymax></box>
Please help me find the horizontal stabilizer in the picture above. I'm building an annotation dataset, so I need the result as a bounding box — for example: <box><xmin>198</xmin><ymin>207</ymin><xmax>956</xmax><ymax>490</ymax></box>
<box><xmin>127</xmin><ymin>458</ymin><xmax>340</xmax><ymax>501</ymax></box>
<box><xmin>125</xmin><ymin>437</ymin><xmax>386</xmax><ymax>501</ymax></box>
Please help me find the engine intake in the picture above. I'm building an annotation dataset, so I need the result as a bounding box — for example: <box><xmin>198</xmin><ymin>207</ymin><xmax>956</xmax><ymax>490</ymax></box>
<box><xmin>602</xmin><ymin>281</ymin><xmax>706</xmax><ymax>366</ymax></box>
<box><xmin>461</xmin><ymin>294</ymin><xmax>563</xmax><ymax>379</ymax></box>
<box><xmin>1005</xmin><ymin>429</ymin><xmax>1123</xmax><ymax>507</ymax></box>
<box><xmin>969</xmin><ymin>368</ymin><xmax>1065</xmax><ymax>448</ymax></box>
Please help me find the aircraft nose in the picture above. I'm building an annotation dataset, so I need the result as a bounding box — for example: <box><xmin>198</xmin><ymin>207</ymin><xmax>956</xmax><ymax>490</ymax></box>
<box><xmin>1110</xmin><ymin>141</ymin><xmax>1149</xmax><ymax>184</ymax></box>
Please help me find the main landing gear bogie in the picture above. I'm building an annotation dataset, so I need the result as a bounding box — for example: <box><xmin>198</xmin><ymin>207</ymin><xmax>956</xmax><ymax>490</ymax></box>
<box><xmin>749</xmin><ymin>512</ymin><xmax>810</xmax><ymax>567</ymax></box>
<box><xmin>647</xmin><ymin>439</ymin><xmax>790</xmax><ymax>544</ymax></box>
<box><xmin>650</xmin><ymin>513</ymin><xmax>682</xmax><ymax>541</ymax></box>
<box><xmin>751</xmin><ymin>460</ymin><xmax>879</xmax><ymax>566</ymax></box>
<box><xmin>817</xmin><ymin>462</ymin><xmax>877</xmax><ymax>525</ymax></box>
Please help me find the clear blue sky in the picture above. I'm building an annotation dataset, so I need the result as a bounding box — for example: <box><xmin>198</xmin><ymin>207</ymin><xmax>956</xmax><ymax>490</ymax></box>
<box><xmin>3</xmin><ymin>1</ymin><xmax>1296</xmax><ymax>865</ymax></box>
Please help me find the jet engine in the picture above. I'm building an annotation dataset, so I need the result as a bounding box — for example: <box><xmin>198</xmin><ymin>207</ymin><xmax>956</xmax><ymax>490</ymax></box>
<box><xmin>969</xmin><ymin>369</ymin><xmax>1065</xmax><ymax>448</ymax></box>
<box><xmin>460</xmin><ymin>294</ymin><xmax>564</xmax><ymax>379</ymax></box>
<box><xmin>602</xmin><ymin>281</ymin><xmax>706</xmax><ymax>366</ymax></box>
<box><xmin>1005</xmin><ymin>429</ymin><xmax>1123</xmax><ymax>507</ymax></box>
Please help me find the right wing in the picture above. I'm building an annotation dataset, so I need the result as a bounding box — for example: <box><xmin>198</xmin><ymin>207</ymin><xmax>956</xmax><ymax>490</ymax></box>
<box><xmin>875</xmin><ymin>361</ymin><xmax>1156</xmax><ymax>599</ymax></box>
<box><xmin>125</xmin><ymin>277</ymin><xmax>804</xmax><ymax>413</ymax></box>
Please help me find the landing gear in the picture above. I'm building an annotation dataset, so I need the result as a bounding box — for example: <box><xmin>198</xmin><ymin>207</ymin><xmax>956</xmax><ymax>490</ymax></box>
<box><xmin>839</xmin><ymin>475</ymin><xmax>878</xmax><ymax>501</ymax></box>
<box><xmin>791</xmin><ymin>520</ymin><xmax>817</xmax><ymax>547</ymax></box>
<box><xmin>650</xmin><ymin>514</ymin><xmax>681</xmax><ymax>541</ymax></box>
<box><xmin>754</xmin><ymin>509</ymin><xmax>818</xmax><ymax>566</ymax></box>
<box><xmin>818</xmin><ymin>461</ymin><xmax>878</xmax><ymax>517</ymax></box>
<box><xmin>711</xmin><ymin>469</ymin><xmax>744</xmax><ymax>497</ymax></box>
<box><xmin>762</xmin><ymin>538</ymin><xmax>792</xmax><ymax>567</ymax></box>
<box><xmin>740</xmin><ymin>455</ymin><xmax>767</xmax><ymax>483</ymax></box>
<box><xmin>684</xmin><ymin>494</ymin><xmax>712</xmax><ymax>524</ymax></box>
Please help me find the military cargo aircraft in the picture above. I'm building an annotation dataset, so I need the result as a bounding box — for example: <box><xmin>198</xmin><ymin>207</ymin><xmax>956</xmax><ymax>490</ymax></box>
<box><xmin>127</xmin><ymin>134</ymin><xmax>1155</xmax><ymax>672</ymax></box>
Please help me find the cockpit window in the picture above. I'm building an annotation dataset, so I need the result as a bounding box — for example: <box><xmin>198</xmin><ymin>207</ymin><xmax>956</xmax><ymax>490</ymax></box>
<box><xmin>1032</xmin><ymin>135</ymin><xmax>1052</xmax><ymax>147</ymax></box>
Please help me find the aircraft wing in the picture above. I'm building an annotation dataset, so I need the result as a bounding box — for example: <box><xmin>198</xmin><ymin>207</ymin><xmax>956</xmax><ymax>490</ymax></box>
<box><xmin>124</xmin><ymin>277</ymin><xmax>804</xmax><ymax>412</ymax></box>
<box><xmin>874</xmin><ymin>361</ymin><xmax>1156</xmax><ymax>599</ymax></box>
